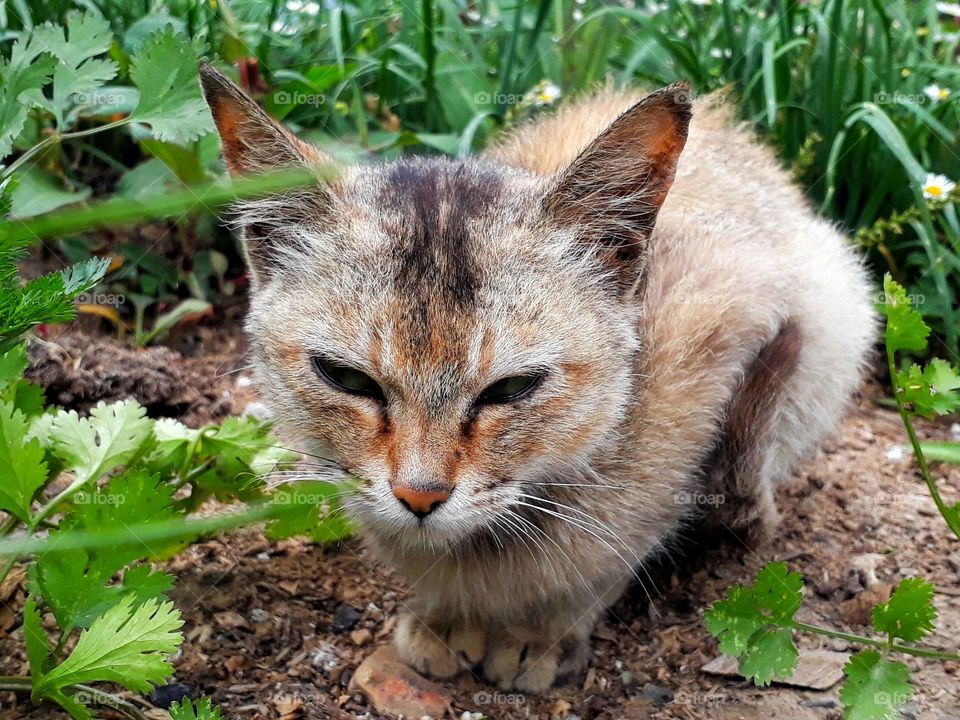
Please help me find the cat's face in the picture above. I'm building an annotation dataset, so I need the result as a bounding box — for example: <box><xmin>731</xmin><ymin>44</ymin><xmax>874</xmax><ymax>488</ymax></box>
<box><xmin>200</xmin><ymin>65</ymin><xmax>690</xmax><ymax>550</ymax></box>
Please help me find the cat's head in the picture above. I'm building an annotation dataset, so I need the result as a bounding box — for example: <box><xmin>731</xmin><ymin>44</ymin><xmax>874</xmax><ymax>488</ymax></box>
<box><xmin>200</xmin><ymin>65</ymin><xmax>690</xmax><ymax>550</ymax></box>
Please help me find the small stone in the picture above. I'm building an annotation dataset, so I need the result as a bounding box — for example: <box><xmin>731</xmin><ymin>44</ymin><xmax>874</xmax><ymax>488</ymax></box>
<box><xmin>149</xmin><ymin>683</ymin><xmax>193</xmax><ymax>709</ymax></box>
<box><xmin>639</xmin><ymin>683</ymin><xmax>673</xmax><ymax>707</ymax></box>
<box><xmin>331</xmin><ymin>603</ymin><xmax>361</xmax><ymax>633</ymax></box>
<box><xmin>249</xmin><ymin>608</ymin><xmax>271</xmax><ymax>624</ymax></box>
<box><xmin>351</xmin><ymin>628</ymin><xmax>373</xmax><ymax>645</ymax></box>
<box><xmin>621</xmin><ymin>671</ymin><xmax>636</xmax><ymax>687</ymax></box>
<box><xmin>311</xmin><ymin>643</ymin><xmax>340</xmax><ymax>671</ymax></box>
<box><xmin>349</xmin><ymin>645</ymin><xmax>451</xmax><ymax>719</ymax></box>
<box><xmin>885</xmin><ymin>444</ymin><xmax>905</xmax><ymax>461</ymax></box>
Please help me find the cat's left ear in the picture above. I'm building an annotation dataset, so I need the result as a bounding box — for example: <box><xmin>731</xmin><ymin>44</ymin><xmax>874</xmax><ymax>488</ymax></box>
<box><xmin>542</xmin><ymin>83</ymin><xmax>691</xmax><ymax>292</ymax></box>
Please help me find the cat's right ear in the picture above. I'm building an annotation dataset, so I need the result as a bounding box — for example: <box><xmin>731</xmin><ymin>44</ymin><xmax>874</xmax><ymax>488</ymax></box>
<box><xmin>199</xmin><ymin>63</ymin><xmax>339</xmax><ymax>282</ymax></box>
<box><xmin>199</xmin><ymin>62</ymin><xmax>325</xmax><ymax>174</ymax></box>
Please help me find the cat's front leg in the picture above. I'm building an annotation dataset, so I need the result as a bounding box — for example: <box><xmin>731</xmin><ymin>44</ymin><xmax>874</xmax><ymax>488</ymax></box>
<box><xmin>394</xmin><ymin>605</ymin><xmax>486</xmax><ymax>678</ymax></box>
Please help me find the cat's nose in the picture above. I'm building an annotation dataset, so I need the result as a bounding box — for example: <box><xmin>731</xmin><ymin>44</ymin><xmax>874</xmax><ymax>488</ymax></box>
<box><xmin>392</xmin><ymin>485</ymin><xmax>450</xmax><ymax>518</ymax></box>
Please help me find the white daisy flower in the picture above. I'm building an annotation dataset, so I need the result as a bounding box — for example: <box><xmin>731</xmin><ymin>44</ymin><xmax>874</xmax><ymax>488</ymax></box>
<box><xmin>923</xmin><ymin>83</ymin><xmax>951</xmax><ymax>103</ymax></box>
<box><xmin>533</xmin><ymin>82</ymin><xmax>562</xmax><ymax>106</ymax></box>
<box><xmin>922</xmin><ymin>172</ymin><xmax>957</xmax><ymax>200</ymax></box>
<box><xmin>937</xmin><ymin>2</ymin><xmax>960</xmax><ymax>17</ymax></box>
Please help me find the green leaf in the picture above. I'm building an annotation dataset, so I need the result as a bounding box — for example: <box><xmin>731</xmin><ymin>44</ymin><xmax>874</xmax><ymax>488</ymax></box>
<box><xmin>169</xmin><ymin>697</ymin><xmax>223</xmax><ymax>720</ymax></box>
<box><xmin>265</xmin><ymin>480</ymin><xmax>353</xmax><ymax>543</ymax></box>
<box><xmin>23</xmin><ymin>596</ymin><xmax>53</xmax><ymax>678</ymax></box>
<box><xmin>839</xmin><ymin>651</ymin><xmax>913</xmax><ymax>720</ymax></box>
<box><xmin>33</xmin><ymin>469</ymin><xmax>181</xmax><ymax>630</ymax></box>
<box><xmin>28</xmin><ymin>12</ymin><xmax>117</xmax><ymax>127</ymax></box>
<box><xmin>882</xmin><ymin>274</ymin><xmax>929</xmax><ymax>354</ymax></box>
<box><xmin>128</xmin><ymin>29</ymin><xmax>214</xmax><ymax>143</ymax></box>
<box><xmin>60</xmin><ymin>256</ymin><xmax>110</xmax><ymax>297</ymax></box>
<box><xmin>918</xmin><ymin>441</ymin><xmax>960</xmax><ymax>464</ymax></box>
<box><xmin>49</xmin><ymin>399</ymin><xmax>153</xmax><ymax>485</ymax></box>
<box><xmin>0</xmin><ymin>343</ymin><xmax>28</xmax><ymax>391</ymax></box>
<box><xmin>738</xmin><ymin>626</ymin><xmax>799</xmax><ymax>686</ymax></box>
<box><xmin>32</xmin><ymin>595</ymin><xmax>182</xmax><ymax>706</ymax></box>
<box><xmin>872</xmin><ymin>577</ymin><xmax>937</xmax><ymax>644</ymax></box>
<box><xmin>704</xmin><ymin>585</ymin><xmax>766</xmax><ymax>657</ymax></box>
<box><xmin>896</xmin><ymin>360</ymin><xmax>960</xmax><ymax>418</ymax></box>
<box><xmin>9</xmin><ymin>169</ymin><xmax>91</xmax><ymax>218</ymax></box>
<box><xmin>753</xmin><ymin>562</ymin><xmax>804</xmax><ymax>623</ymax></box>
<box><xmin>0</xmin><ymin>400</ymin><xmax>49</xmax><ymax>522</ymax></box>
<box><xmin>0</xmin><ymin>29</ymin><xmax>56</xmax><ymax>158</ymax></box>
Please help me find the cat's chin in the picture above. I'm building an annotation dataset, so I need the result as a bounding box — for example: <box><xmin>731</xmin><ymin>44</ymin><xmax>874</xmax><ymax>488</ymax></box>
<box><xmin>347</xmin><ymin>502</ymin><xmax>494</xmax><ymax>554</ymax></box>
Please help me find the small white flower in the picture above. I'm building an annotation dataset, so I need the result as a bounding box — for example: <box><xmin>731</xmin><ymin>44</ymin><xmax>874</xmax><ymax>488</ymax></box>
<box><xmin>923</xmin><ymin>83</ymin><xmax>951</xmax><ymax>103</ymax></box>
<box><xmin>534</xmin><ymin>81</ymin><xmax>562</xmax><ymax>105</ymax></box>
<box><xmin>922</xmin><ymin>172</ymin><xmax>957</xmax><ymax>200</ymax></box>
<box><xmin>937</xmin><ymin>2</ymin><xmax>960</xmax><ymax>17</ymax></box>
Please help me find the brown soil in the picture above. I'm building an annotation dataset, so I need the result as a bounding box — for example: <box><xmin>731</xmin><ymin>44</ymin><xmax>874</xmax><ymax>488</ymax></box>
<box><xmin>2</xmin><ymin>320</ymin><xmax>959</xmax><ymax>720</ymax></box>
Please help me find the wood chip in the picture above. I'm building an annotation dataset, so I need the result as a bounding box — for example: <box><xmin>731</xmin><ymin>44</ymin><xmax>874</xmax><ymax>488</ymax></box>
<box><xmin>702</xmin><ymin>649</ymin><xmax>848</xmax><ymax>690</ymax></box>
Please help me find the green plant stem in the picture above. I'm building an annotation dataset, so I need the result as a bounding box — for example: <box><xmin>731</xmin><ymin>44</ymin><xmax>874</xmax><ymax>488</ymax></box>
<box><xmin>886</xmin><ymin>344</ymin><xmax>960</xmax><ymax>539</ymax></box>
<box><xmin>0</xmin><ymin>555</ymin><xmax>18</xmax><ymax>589</ymax></box>
<box><xmin>1</xmin><ymin>119</ymin><xmax>131</xmax><ymax>180</ymax></box>
<box><xmin>0</xmin><ymin>167</ymin><xmax>324</xmax><ymax>244</ymax></box>
<box><xmin>0</xmin><ymin>677</ymin><xmax>148</xmax><ymax>720</ymax></box>
<box><xmin>791</xmin><ymin>621</ymin><xmax>960</xmax><ymax>661</ymax></box>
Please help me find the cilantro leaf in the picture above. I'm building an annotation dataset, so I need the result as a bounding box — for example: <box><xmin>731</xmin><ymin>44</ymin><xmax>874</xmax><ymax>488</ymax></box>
<box><xmin>32</xmin><ymin>595</ymin><xmax>182</xmax><ymax>714</ymax></box>
<box><xmin>753</xmin><ymin>562</ymin><xmax>804</xmax><ymax>622</ymax></box>
<box><xmin>128</xmin><ymin>29</ymin><xmax>214</xmax><ymax>143</ymax></box>
<box><xmin>882</xmin><ymin>275</ymin><xmax>929</xmax><ymax>354</ymax></box>
<box><xmin>738</xmin><ymin>626</ymin><xmax>799</xmax><ymax>686</ymax></box>
<box><xmin>170</xmin><ymin>697</ymin><xmax>223</xmax><ymax>720</ymax></box>
<box><xmin>872</xmin><ymin>577</ymin><xmax>937</xmax><ymax>643</ymax></box>
<box><xmin>33</xmin><ymin>469</ymin><xmax>179</xmax><ymax>630</ymax></box>
<box><xmin>50</xmin><ymin>399</ymin><xmax>153</xmax><ymax>485</ymax></box>
<box><xmin>0</xmin><ymin>400</ymin><xmax>49</xmax><ymax>522</ymax></box>
<box><xmin>23</xmin><ymin>596</ymin><xmax>53</xmax><ymax>678</ymax></box>
<box><xmin>839</xmin><ymin>651</ymin><xmax>913</xmax><ymax>720</ymax></box>
<box><xmin>704</xmin><ymin>585</ymin><xmax>766</xmax><ymax>657</ymax></box>
<box><xmin>28</xmin><ymin>12</ymin><xmax>117</xmax><ymax>127</ymax></box>
<box><xmin>0</xmin><ymin>29</ymin><xmax>56</xmax><ymax>159</ymax></box>
<box><xmin>0</xmin><ymin>343</ymin><xmax>28</xmax><ymax>392</ymax></box>
<box><xmin>896</xmin><ymin>360</ymin><xmax>960</xmax><ymax>418</ymax></box>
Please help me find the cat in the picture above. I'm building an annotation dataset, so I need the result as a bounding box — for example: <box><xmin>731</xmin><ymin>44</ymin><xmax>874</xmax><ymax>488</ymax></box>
<box><xmin>199</xmin><ymin>64</ymin><xmax>875</xmax><ymax>692</ymax></box>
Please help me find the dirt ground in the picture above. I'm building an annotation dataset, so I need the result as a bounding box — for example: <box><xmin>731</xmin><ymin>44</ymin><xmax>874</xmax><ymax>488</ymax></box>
<box><xmin>2</xmin><ymin>319</ymin><xmax>959</xmax><ymax>720</ymax></box>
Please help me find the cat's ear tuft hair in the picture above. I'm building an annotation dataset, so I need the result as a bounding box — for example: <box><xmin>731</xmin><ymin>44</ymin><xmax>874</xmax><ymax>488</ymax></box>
<box><xmin>199</xmin><ymin>62</ymin><xmax>325</xmax><ymax>174</ymax></box>
<box><xmin>543</xmin><ymin>82</ymin><xmax>692</xmax><ymax>292</ymax></box>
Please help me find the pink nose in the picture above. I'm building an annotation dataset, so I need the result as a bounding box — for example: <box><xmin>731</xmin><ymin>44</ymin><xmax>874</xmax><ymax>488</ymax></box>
<box><xmin>392</xmin><ymin>485</ymin><xmax>450</xmax><ymax>518</ymax></box>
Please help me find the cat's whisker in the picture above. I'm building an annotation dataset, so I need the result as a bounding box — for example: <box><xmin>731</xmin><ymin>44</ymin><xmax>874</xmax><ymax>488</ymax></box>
<box><xmin>512</xmin><ymin>499</ymin><xmax>653</xmax><ymax>605</ymax></box>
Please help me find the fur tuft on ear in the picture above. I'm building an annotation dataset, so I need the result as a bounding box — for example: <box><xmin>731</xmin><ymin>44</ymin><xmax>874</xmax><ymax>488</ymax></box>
<box><xmin>542</xmin><ymin>82</ymin><xmax>692</xmax><ymax>290</ymax></box>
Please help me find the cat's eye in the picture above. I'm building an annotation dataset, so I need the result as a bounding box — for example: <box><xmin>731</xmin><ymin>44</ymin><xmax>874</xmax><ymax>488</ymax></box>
<box><xmin>476</xmin><ymin>373</ymin><xmax>544</xmax><ymax>405</ymax></box>
<box><xmin>311</xmin><ymin>356</ymin><xmax>385</xmax><ymax>401</ymax></box>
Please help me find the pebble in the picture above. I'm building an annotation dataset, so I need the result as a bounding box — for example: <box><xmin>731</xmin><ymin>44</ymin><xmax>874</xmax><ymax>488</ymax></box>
<box><xmin>249</xmin><ymin>608</ymin><xmax>271</xmax><ymax>624</ymax></box>
<box><xmin>885</xmin><ymin>444</ymin><xmax>905</xmax><ymax>461</ymax></box>
<box><xmin>149</xmin><ymin>683</ymin><xmax>193</xmax><ymax>709</ymax></box>
<box><xmin>349</xmin><ymin>645</ymin><xmax>451</xmax><ymax>719</ymax></box>
<box><xmin>331</xmin><ymin>603</ymin><xmax>361</xmax><ymax>633</ymax></box>
<box><xmin>351</xmin><ymin>628</ymin><xmax>373</xmax><ymax>645</ymax></box>
<box><xmin>311</xmin><ymin>643</ymin><xmax>340</xmax><ymax>671</ymax></box>
<box><xmin>639</xmin><ymin>683</ymin><xmax>674</xmax><ymax>707</ymax></box>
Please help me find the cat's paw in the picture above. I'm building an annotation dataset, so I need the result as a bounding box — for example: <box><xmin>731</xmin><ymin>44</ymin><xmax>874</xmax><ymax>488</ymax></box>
<box><xmin>394</xmin><ymin>611</ymin><xmax>485</xmax><ymax>678</ymax></box>
<box><xmin>483</xmin><ymin>635</ymin><xmax>590</xmax><ymax>692</ymax></box>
